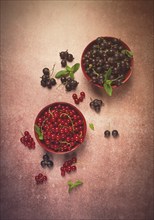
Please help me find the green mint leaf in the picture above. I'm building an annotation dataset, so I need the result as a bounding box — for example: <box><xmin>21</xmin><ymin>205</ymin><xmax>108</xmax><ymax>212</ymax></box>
<box><xmin>104</xmin><ymin>82</ymin><xmax>112</xmax><ymax>96</ymax></box>
<box><xmin>89</xmin><ymin>123</ymin><xmax>94</xmax><ymax>130</ymax></box>
<box><xmin>68</xmin><ymin>180</ymin><xmax>83</xmax><ymax>193</ymax></box>
<box><xmin>34</xmin><ymin>124</ymin><xmax>43</xmax><ymax>140</ymax></box>
<box><xmin>71</xmin><ymin>63</ymin><xmax>80</xmax><ymax>73</ymax></box>
<box><xmin>66</xmin><ymin>65</ymin><xmax>71</xmax><ymax>72</ymax></box>
<box><xmin>69</xmin><ymin>71</ymin><xmax>74</xmax><ymax>79</ymax></box>
<box><xmin>55</xmin><ymin>70</ymin><xmax>68</xmax><ymax>78</ymax></box>
<box><xmin>104</xmin><ymin>68</ymin><xmax>112</xmax><ymax>81</ymax></box>
<box><xmin>121</xmin><ymin>50</ymin><xmax>133</xmax><ymax>58</ymax></box>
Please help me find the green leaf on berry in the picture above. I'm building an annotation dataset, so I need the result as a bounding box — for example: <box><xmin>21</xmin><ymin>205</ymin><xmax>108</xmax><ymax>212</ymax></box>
<box><xmin>68</xmin><ymin>180</ymin><xmax>83</xmax><ymax>193</ymax></box>
<box><xmin>71</xmin><ymin>63</ymin><xmax>80</xmax><ymax>73</ymax></box>
<box><xmin>103</xmin><ymin>81</ymin><xmax>112</xmax><ymax>96</ymax></box>
<box><xmin>55</xmin><ymin>70</ymin><xmax>68</xmax><ymax>78</ymax></box>
<box><xmin>89</xmin><ymin>123</ymin><xmax>94</xmax><ymax>130</ymax></box>
<box><xmin>121</xmin><ymin>49</ymin><xmax>133</xmax><ymax>58</ymax></box>
<box><xmin>34</xmin><ymin>124</ymin><xmax>43</xmax><ymax>140</ymax></box>
<box><xmin>104</xmin><ymin>67</ymin><xmax>112</xmax><ymax>81</ymax></box>
<box><xmin>69</xmin><ymin>71</ymin><xmax>74</xmax><ymax>79</ymax></box>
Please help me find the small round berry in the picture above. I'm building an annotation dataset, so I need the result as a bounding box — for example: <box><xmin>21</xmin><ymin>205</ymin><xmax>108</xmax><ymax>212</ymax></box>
<box><xmin>43</xmin><ymin>154</ymin><xmax>49</xmax><ymax>161</ymax></box>
<box><xmin>43</xmin><ymin>68</ymin><xmax>50</xmax><ymax>76</ymax></box>
<box><xmin>43</xmin><ymin>176</ymin><xmax>47</xmax><ymax>181</ymax></box>
<box><xmin>20</xmin><ymin>137</ymin><xmax>25</xmax><ymax>144</ymax></box>
<box><xmin>71</xmin><ymin>165</ymin><xmax>77</xmax><ymax>171</ymax></box>
<box><xmin>72</xmin><ymin>93</ymin><xmax>77</xmax><ymax>99</ymax></box>
<box><xmin>79</xmin><ymin>96</ymin><xmax>83</xmax><ymax>102</ymax></box>
<box><xmin>74</xmin><ymin>99</ymin><xmax>79</xmax><ymax>104</ymax></box>
<box><xmin>61</xmin><ymin>170</ymin><xmax>65</xmax><ymax>177</ymax></box>
<box><xmin>72</xmin><ymin>157</ymin><xmax>77</xmax><ymax>163</ymax></box>
<box><xmin>112</xmin><ymin>130</ymin><xmax>119</xmax><ymax>137</ymax></box>
<box><xmin>41</xmin><ymin>160</ymin><xmax>46</xmax><ymax>168</ymax></box>
<box><xmin>80</xmin><ymin>92</ymin><xmax>85</xmax><ymax>98</ymax></box>
<box><xmin>24</xmin><ymin>131</ymin><xmax>29</xmax><ymax>136</ymax></box>
<box><xmin>104</xmin><ymin>130</ymin><xmax>110</xmax><ymax>138</ymax></box>
<box><xmin>67</xmin><ymin>53</ymin><xmax>74</xmax><ymax>62</ymax></box>
<box><xmin>38</xmin><ymin>173</ymin><xmax>43</xmax><ymax>179</ymax></box>
<box><xmin>61</xmin><ymin>59</ymin><xmax>67</xmax><ymax>67</ymax></box>
<box><xmin>47</xmin><ymin>160</ymin><xmax>54</xmax><ymax>168</ymax></box>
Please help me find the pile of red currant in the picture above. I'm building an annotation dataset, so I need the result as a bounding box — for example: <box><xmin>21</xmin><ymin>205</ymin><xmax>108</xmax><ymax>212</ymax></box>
<box><xmin>60</xmin><ymin>156</ymin><xmax>77</xmax><ymax>176</ymax></box>
<box><xmin>20</xmin><ymin>131</ymin><xmax>35</xmax><ymax>149</ymax></box>
<box><xmin>72</xmin><ymin>91</ymin><xmax>85</xmax><ymax>105</ymax></box>
<box><xmin>35</xmin><ymin>103</ymin><xmax>86</xmax><ymax>153</ymax></box>
<box><xmin>35</xmin><ymin>173</ymin><xmax>47</xmax><ymax>184</ymax></box>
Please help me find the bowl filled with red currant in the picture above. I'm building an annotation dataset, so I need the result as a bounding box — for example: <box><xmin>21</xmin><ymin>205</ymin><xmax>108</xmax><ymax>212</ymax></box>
<box><xmin>81</xmin><ymin>37</ymin><xmax>134</xmax><ymax>96</ymax></box>
<box><xmin>34</xmin><ymin>102</ymin><xmax>87</xmax><ymax>154</ymax></box>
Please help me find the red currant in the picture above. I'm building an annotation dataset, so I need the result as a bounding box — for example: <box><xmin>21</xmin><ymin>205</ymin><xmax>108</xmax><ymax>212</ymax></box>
<box><xmin>74</xmin><ymin>99</ymin><xmax>79</xmax><ymax>104</ymax></box>
<box><xmin>72</xmin><ymin>93</ymin><xmax>77</xmax><ymax>99</ymax></box>
<box><xmin>80</xmin><ymin>91</ymin><xmax>85</xmax><ymax>98</ymax></box>
<box><xmin>71</xmin><ymin>165</ymin><xmax>77</xmax><ymax>171</ymax></box>
<box><xmin>79</xmin><ymin>96</ymin><xmax>83</xmax><ymax>102</ymax></box>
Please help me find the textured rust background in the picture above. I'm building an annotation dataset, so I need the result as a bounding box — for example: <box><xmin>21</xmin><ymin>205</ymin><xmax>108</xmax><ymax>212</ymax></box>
<box><xmin>0</xmin><ymin>1</ymin><xmax>153</xmax><ymax>220</ymax></box>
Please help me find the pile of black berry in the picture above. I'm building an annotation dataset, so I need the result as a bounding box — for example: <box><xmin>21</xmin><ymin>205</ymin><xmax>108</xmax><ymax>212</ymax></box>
<box><xmin>41</xmin><ymin>67</ymin><xmax>57</xmax><ymax>89</ymax></box>
<box><xmin>61</xmin><ymin>76</ymin><xmax>79</xmax><ymax>91</ymax></box>
<box><xmin>60</xmin><ymin>50</ymin><xmax>74</xmax><ymax>67</ymax></box>
<box><xmin>41</xmin><ymin>153</ymin><xmax>54</xmax><ymax>168</ymax></box>
<box><xmin>90</xmin><ymin>99</ymin><xmax>104</xmax><ymax>112</ymax></box>
<box><xmin>82</xmin><ymin>37</ymin><xmax>133</xmax><ymax>86</ymax></box>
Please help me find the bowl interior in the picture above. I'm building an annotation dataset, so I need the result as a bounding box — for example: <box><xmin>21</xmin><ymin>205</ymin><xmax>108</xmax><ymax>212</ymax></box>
<box><xmin>81</xmin><ymin>36</ymin><xmax>134</xmax><ymax>88</ymax></box>
<box><xmin>34</xmin><ymin>102</ymin><xmax>87</xmax><ymax>154</ymax></box>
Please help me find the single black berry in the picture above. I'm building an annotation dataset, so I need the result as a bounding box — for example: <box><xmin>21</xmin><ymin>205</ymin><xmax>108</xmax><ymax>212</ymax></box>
<box><xmin>50</xmin><ymin>78</ymin><xmax>56</xmax><ymax>86</ymax></box>
<box><xmin>41</xmin><ymin>160</ymin><xmax>46</xmax><ymax>168</ymax></box>
<box><xmin>43</xmin><ymin>68</ymin><xmax>50</xmax><ymax>76</ymax></box>
<box><xmin>112</xmin><ymin>130</ymin><xmax>119</xmax><ymax>137</ymax></box>
<box><xmin>43</xmin><ymin>153</ymin><xmax>49</xmax><ymax>161</ymax></box>
<box><xmin>67</xmin><ymin>53</ymin><xmax>74</xmax><ymax>62</ymax></box>
<box><xmin>46</xmin><ymin>79</ymin><xmax>52</xmax><ymax>89</ymax></box>
<box><xmin>61</xmin><ymin>76</ymin><xmax>67</xmax><ymax>84</ymax></box>
<box><xmin>60</xmin><ymin>51</ymin><xmax>67</xmax><ymax>59</ymax></box>
<box><xmin>65</xmin><ymin>83</ymin><xmax>72</xmax><ymax>91</ymax></box>
<box><xmin>104</xmin><ymin>130</ymin><xmax>110</xmax><ymax>138</ymax></box>
<box><xmin>61</xmin><ymin>59</ymin><xmax>67</xmax><ymax>67</ymax></box>
<box><xmin>41</xmin><ymin>80</ymin><xmax>46</xmax><ymax>87</ymax></box>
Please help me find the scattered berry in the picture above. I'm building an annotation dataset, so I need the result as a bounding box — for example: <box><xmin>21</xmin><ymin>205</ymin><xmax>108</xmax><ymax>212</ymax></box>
<box><xmin>90</xmin><ymin>99</ymin><xmax>104</xmax><ymax>113</ymax></box>
<box><xmin>41</xmin><ymin>153</ymin><xmax>54</xmax><ymax>168</ymax></box>
<box><xmin>61</xmin><ymin>59</ymin><xmax>67</xmax><ymax>67</ymax></box>
<box><xmin>72</xmin><ymin>93</ymin><xmax>78</xmax><ymax>99</ymax></box>
<box><xmin>104</xmin><ymin>130</ymin><xmax>110</xmax><ymax>138</ymax></box>
<box><xmin>20</xmin><ymin>131</ymin><xmax>35</xmax><ymax>149</ymax></box>
<box><xmin>80</xmin><ymin>91</ymin><xmax>85</xmax><ymax>98</ymax></box>
<box><xmin>40</xmin><ymin>66</ymin><xmax>57</xmax><ymax>89</ymax></box>
<box><xmin>112</xmin><ymin>130</ymin><xmax>119</xmax><ymax>137</ymax></box>
<box><xmin>35</xmin><ymin>173</ymin><xmax>47</xmax><ymax>184</ymax></box>
<box><xmin>60</xmin><ymin>156</ymin><xmax>77</xmax><ymax>176</ymax></box>
<box><xmin>72</xmin><ymin>91</ymin><xmax>85</xmax><ymax>105</ymax></box>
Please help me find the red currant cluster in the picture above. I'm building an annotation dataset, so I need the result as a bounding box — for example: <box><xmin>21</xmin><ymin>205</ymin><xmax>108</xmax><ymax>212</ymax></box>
<box><xmin>35</xmin><ymin>104</ymin><xmax>85</xmax><ymax>153</ymax></box>
<box><xmin>20</xmin><ymin>131</ymin><xmax>35</xmax><ymax>149</ymax></box>
<box><xmin>60</xmin><ymin>156</ymin><xmax>77</xmax><ymax>176</ymax></box>
<box><xmin>35</xmin><ymin>173</ymin><xmax>47</xmax><ymax>184</ymax></box>
<box><xmin>72</xmin><ymin>91</ymin><xmax>85</xmax><ymax>105</ymax></box>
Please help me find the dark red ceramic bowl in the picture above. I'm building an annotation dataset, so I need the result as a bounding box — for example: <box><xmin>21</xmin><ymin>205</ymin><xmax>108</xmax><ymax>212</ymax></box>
<box><xmin>34</xmin><ymin>102</ymin><xmax>87</xmax><ymax>154</ymax></box>
<box><xmin>81</xmin><ymin>36</ymin><xmax>134</xmax><ymax>89</ymax></box>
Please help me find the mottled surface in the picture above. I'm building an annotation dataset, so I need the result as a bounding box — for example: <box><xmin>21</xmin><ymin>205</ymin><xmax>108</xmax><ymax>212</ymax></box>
<box><xmin>0</xmin><ymin>1</ymin><xmax>153</xmax><ymax>220</ymax></box>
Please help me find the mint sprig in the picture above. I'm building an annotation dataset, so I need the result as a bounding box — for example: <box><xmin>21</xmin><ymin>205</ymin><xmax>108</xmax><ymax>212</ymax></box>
<box><xmin>103</xmin><ymin>68</ymin><xmax>113</xmax><ymax>96</ymax></box>
<box><xmin>55</xmin><ymin>63</ymin><xmax>80</xmax><ymax>79</ymax></box>
<box><xmin>89</xmin><ymin>123</ymin><xmax>94</xmax><ymax>130</ymax></box>
<box><xmin>68</xmin><ymin>180</ymin><xmax>83</xmax><ymax>193</ymax></box>
<box><xmin>121</xmin><ymin>49</ymin><xmax>133</xmax><ymax>58</ymax></box>
<box><xmin>34</xmin><ymin>124</ymin><xmax>43</xmax><ymax>140</ymax></box>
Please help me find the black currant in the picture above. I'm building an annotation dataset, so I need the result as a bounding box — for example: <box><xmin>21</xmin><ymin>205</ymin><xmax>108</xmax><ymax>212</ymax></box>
<box><xmin>67</xmin><ymin>53</ymin><xmax>74</xmax><ymax>62</ymax></box>
<box><xmin>112</xmin><ymin>130</ymin><xmax>119</xmax><ymax>137</ymax></box>
<box><xmin>41</xmin><ymin>80</ymin><xmax>46</xmax><ymax>87</ymax></box>
<box><xmin>61</xmin><ymin>76</ymin><xmax>67</xmax><ymax>84</ymax></box>
<box><xmin>61</xmin><ymin>59</ymin><xmax>67</xmax><ymax>67</ymax></box>
<box><xmin>43</xmin><ymin>68</ymin><xmax>50</xmax><ymax>76</ymax></box>
<box><xmin>104</xmin><ymin>130</ymin><xmax>110</xmax><ymax>138</ymax></box>
<box><xmin>43</xmin><ymin>153</ymin><xmax>49</xmax><ymax>161</ymax></box>
<box><xmin>50</xmin><ymin>78</ymin><xmax>56</xmax><ymax>86</ymax></box>
<box><xmin>41</xmin><ymin>160</ymin><xmax>46</xmax><ymax>168</ymax></box>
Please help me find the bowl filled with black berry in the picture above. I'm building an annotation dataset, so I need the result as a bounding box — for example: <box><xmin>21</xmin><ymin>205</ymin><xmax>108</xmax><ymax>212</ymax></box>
<box><xmin>34</xmin><ymin>102</ymin><xmax>87</xmax><ymax>154</ymax></box>
<box><xmin>81</xmin><ymin>37</ymin><xmax>134</xmax><ymax>96</ymax></box>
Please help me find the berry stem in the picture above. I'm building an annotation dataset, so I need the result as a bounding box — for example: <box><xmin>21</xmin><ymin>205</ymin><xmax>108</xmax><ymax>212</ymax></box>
<box><xmin>50</xmin><ymin>63</ymin><xmax>56</xmax><ymax>78</ymax></box>
<box><xmin>49</xmin><ymin>107</ymin><xmax>54</xmax><ymax>117</ymax></box>
<box><xmin>60</xmin><ymin>113</ymin><xmax>74</xmax><ymax>132</ymax></box>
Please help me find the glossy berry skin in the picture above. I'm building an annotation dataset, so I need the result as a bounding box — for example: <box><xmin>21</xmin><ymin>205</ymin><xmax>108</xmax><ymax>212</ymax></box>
<box><xmin>71</xmin><ymin>165</ymin><xmax>77</xmax><ymax>171</ymax></box>
<box><xmin>79</xmin><ymin>96</ymin><xmax>83</xmax><ymax>102</ymax></box>
<box><xmin>50</xmin><ymin>78</ymin><xmax>57</xmax><ymax>86</ymax></box>
<box><xmin>43</xmin><ymin>154</ymin><xmax>49</xmax><ymax>161</ymax></box>
<box><xmin>74</xmin><ymin>99</ymin><xmax>79</xmax><ymax>104</ymax></box>
<box><xmin>43</xmin><ymin>68</ymin><xmax>50</xmax><ymax>76</ymax></box>
<box><xmin>61</xmin><ymin>59</ymin><xmax>67</xmax><ymax>67</ymax></box>
<box><xmin>61</xmin><ymin>76</ymin><xmax>67</xmax><ymax>84</ymax></box>
<box><xmin>72</xmin><ymin>93</ymin><xmax>77</xmax><ymax>99</ymax></box>
<box><xmin>67</xmin><ymin>53</ymin><xmax>74</xmax><ymax>62</ymax></box>
<box><xmin>41</xmin><ymin>80</ymin><xmax>46</xmax><ymax>87</ymax></box>
<box><xmin>112</xmin><ymin>130</ymin><xmax>119</xmax><ymax>137</ymax></box>
<box><xmin>80</xmin><ymin>92</ymin><xmax>85</xmax><ymax>98</ymax></box>
<box><xmin>60</xmin><ymin>51</ymin><xmax>66</xmax><ymax>59</ymax></box>
<box><xmin>104</xmin><ymin>130</ymin><xmax>110</xmax><ymax>138</ymax></box>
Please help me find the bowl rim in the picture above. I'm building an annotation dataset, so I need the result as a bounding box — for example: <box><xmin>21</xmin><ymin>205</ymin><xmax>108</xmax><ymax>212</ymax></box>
<box><xmin>34</xmin><ymin>102</ymin><xmax>87</xmax><ymax>154</ymax></box>
<box><xmin>81</xmin><ymin>36</ymin><xmax>134</xmax><ymax>89</ymax></box>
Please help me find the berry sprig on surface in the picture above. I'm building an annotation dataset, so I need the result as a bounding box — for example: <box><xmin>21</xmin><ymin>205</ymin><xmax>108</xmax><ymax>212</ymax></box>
<box><xmin>35</xmin><ymin>173</ymin><xmax>47</xmax><ymax>184</ymax></box>
<box><xmin>41</xmin><ymin>153</ymin><xmax>54</xmax><ymax>168</ymax></box>
<box><xmin>60</xmin><ymin>156</ymin><xmax>77</xmax><ymax>177</ymax></box>
<box><xmin>59</xmin><ymin>50</ymin><xmax>74</xmax><ymax>67</ymax></box>
<box><xmin>72</xmin><ymin>91</ymin><xmax>85</xmax><ymax>105</ymax></box>
<box><xmin>20</xmin><ymin>131</ymin><xmax>35</xmax><ymax>149</ymax></box>
<box><xmin>90</xmin><ymin>98</ymin><xmax>104</xmax><ymax>113</ymax></box>
<box><xmin>40</xmin><ymin>65</ymin><xmax>57</xmax><ymax>89</ymax></box>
